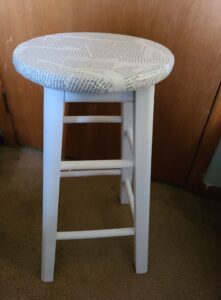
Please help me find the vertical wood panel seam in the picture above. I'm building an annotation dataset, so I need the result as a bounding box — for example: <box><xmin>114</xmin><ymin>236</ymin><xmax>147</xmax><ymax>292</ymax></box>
<box><xmin>185</xmin><ymin>81</ymin><xmax>221</xmax><ymax>187</ymax></box>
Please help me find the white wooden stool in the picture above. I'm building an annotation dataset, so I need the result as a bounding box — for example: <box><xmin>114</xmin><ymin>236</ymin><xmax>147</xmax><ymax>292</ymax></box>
<box><xmin>13</xmin><ymin>32</ymin><xmax>174</xmax><ymax>282</ymax></box>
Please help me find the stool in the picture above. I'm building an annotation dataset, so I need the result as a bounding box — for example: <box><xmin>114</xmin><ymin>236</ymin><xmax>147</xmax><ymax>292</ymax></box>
<box><xmin>13</xmin><ymin>32</ymin><xmax>174</xmax><ymax>282</ymax></box>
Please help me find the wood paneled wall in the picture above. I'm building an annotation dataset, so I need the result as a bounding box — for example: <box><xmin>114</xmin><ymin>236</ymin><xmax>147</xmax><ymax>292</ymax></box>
<box><xmin>0</xmin><ymin>0</ymin><xmax>221</xmax><ymax>186</ymax></box>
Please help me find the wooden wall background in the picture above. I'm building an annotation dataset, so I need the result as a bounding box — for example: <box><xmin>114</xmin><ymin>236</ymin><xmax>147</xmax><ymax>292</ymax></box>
<box><xmin>0</xmin><ymin>0</ymin><xmax>221</xmax><ymax>189</ymax></box>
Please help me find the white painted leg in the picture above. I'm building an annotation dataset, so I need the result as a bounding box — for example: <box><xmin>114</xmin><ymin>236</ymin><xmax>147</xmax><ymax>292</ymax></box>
<box><xmin>121</xmin><ymin>101</ymin><xmax>134</xmax><ymax>204</ymax></box>
<box><xmin>41</xmin><ymin>88</ymin><xmax>64</xmax><ymax>282</ymax></box>
<box><xmin>134</xmin><ymin>85</ymin><xmax>155</xmax><ymax>274</ymax></box>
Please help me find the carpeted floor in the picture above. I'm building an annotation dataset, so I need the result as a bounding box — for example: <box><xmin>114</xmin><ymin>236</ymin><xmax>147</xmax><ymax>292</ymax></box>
<box><xmin>0</xmin><ymin>146</ymin><xmax>221</xmax><ymax>300</ymax></box>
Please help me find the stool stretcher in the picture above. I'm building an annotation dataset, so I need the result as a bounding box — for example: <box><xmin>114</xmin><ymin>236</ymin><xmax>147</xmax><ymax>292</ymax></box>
<box><xmin>56</xmin><ymin>228</ymin><xmax>135</xmax><ymax>240</ymax></box>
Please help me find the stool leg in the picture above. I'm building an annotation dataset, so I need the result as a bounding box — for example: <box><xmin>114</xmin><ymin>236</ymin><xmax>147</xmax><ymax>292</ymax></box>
<box><xmin>121</xmin><ymin>102</ymin><xmax>134</xmax><ymax>204</ymax></box>
<box><xmin>134</xmin><ymin>85</ymin><xmax>155</xmax><ymax>274</ymax></box>
<box><xmin>41</xmin><ymin>88</ymin><xmax>64</xmax><ymax>282</ymax></box>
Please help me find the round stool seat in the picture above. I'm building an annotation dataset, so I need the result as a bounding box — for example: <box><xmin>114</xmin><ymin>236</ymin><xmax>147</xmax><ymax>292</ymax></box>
<box><xmin>13</xmin><ymin>32</ymin><xmax>174</xmax><ymax>94</ymax></box>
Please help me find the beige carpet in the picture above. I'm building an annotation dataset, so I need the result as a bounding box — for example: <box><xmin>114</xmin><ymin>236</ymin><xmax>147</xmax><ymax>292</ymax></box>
<box><xmin>0</xmin><ymin>146</ymin><xmax>220</xmax><ymax>300</ymax></box>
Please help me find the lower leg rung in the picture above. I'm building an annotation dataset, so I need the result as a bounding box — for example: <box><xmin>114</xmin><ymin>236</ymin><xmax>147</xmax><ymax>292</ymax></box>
<box><xmin>61</xmin><ymin>159</ymin><xmax>134</xmax><ymax>171</ymax></box>
<box><xmin>56</xmin><ymin>228</ymin><xmax>135</xmax><ymax>240</ymax></box>
<box><xmin>63</xmin><ymin>115</ymin><xmax>122</xmax><ymax>124</ymax></box>
<box><xmin>60</xmin><ymin>169</ymin><xmax>121</xmax><ymax>178</ymax></box>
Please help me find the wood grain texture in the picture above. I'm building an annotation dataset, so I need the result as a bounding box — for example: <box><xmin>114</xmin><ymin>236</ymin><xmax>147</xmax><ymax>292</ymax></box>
<box><xmin>0</xmin><ymin>0</ymin><xmax>221</xmax><ymax>184</ymax></box>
